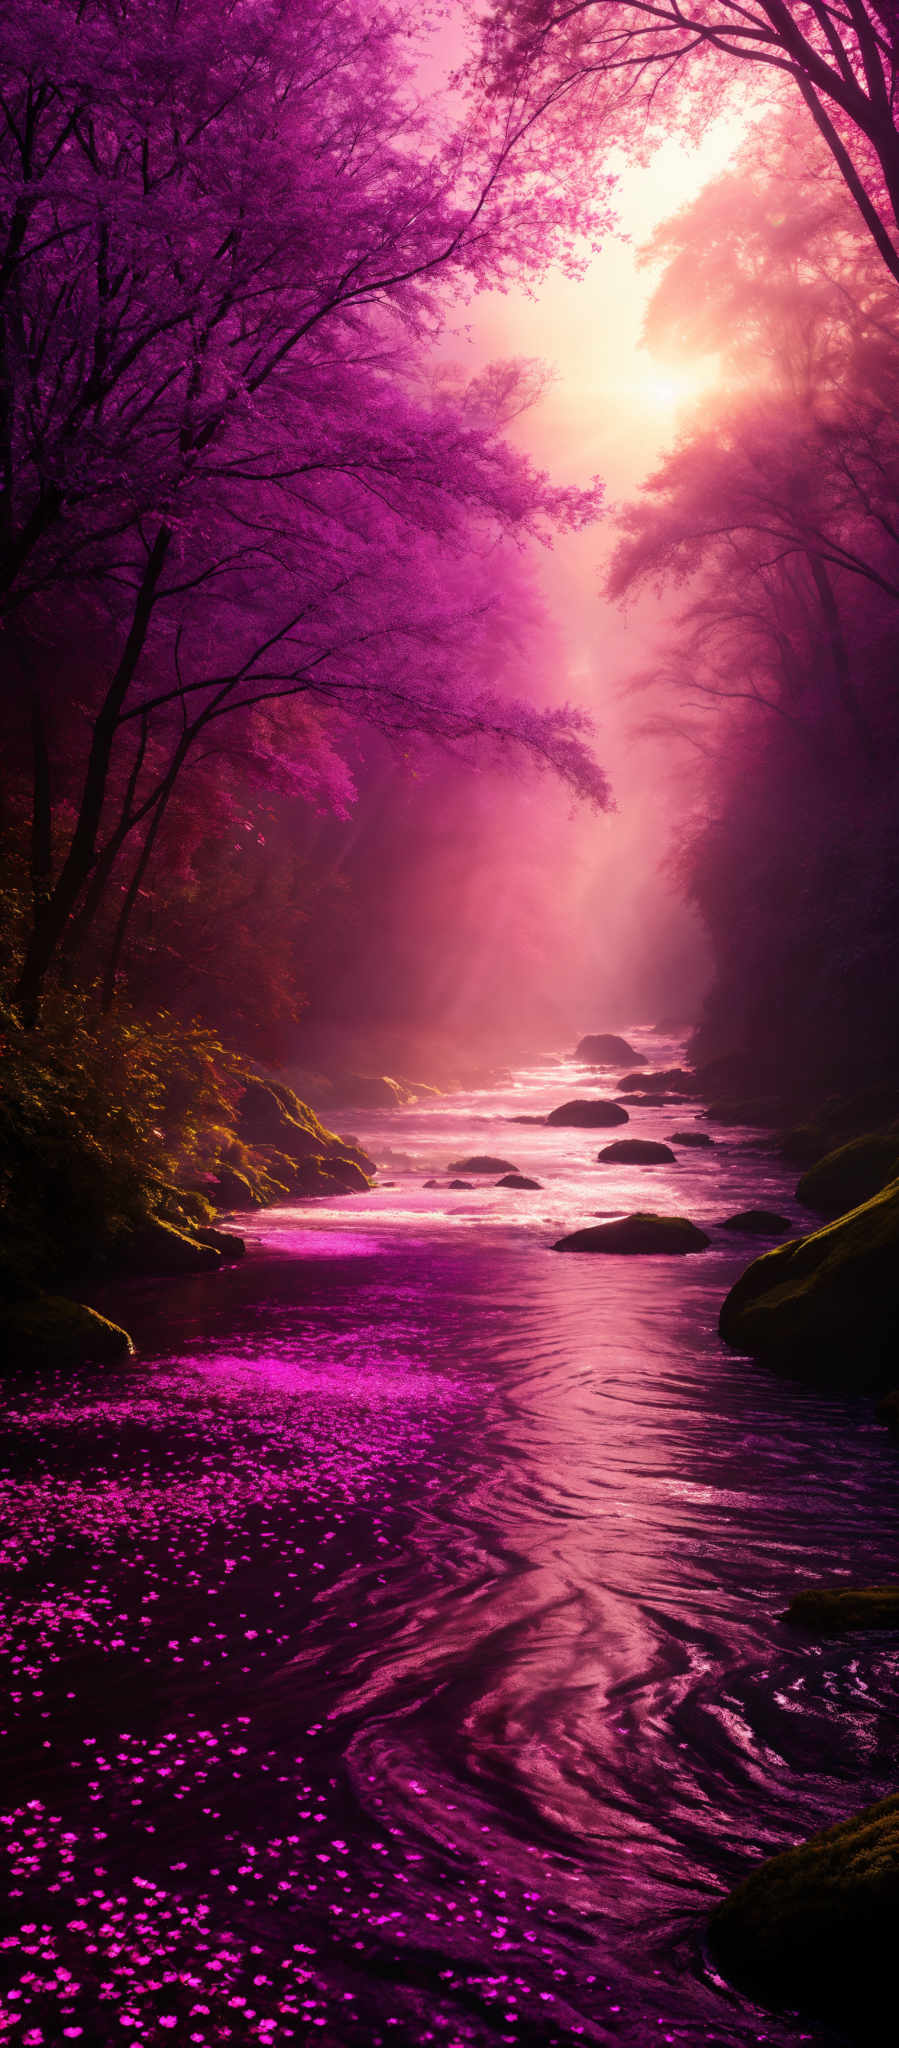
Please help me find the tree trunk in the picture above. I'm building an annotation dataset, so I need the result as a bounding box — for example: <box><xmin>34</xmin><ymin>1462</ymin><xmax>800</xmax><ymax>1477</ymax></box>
<box><xmin>13</xmin><ymin>525</ymin><xmax>170</xmax><ymax>1021</ymax></box>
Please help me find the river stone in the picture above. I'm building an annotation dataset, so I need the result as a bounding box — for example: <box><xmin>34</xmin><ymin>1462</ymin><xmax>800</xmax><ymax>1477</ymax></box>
<box><xmin>709</xmin><ymin>1788</ymin><xmax>899</xmax><ymax>2031</ymax></box>
<box><xmin>448</xmin><ymin>1179</ymin><xmax>475</xmax><ymax>1189</ymax></box>
<box><xmin>575</xmin><ymin>1033</ymin><xmax>645</xmax><ymax>1065</ymax></box>
<box><xmin>496</xmin><ymin>1172</ymin><xmax>542</xmax><ymax>1189</ymax></box>
<box><xmin>617</xmin><ymin>1068</ymin><xmax>700</xmax><ymax>1093</ymax></box>
<box><xmin>596</xmin><ymin>1139</ymin><xmax>676</xmax><ymax>1164</ymax></box>
<box><xmin>448</xmin><ymin>1155</ymin><xmax>517</xmax><ymax>1174</ymax></box>
<box><xmin>783</xmin><ymin>1586</ymin><xmax>899</xmax><ymax>1633</ymax></box>
<box><xmin>553</xmin><ymin>1213</ymin><xmax>711</xmax><ymax>1255</ymax></box>
<box><xmin>718</xmin><ymin>1210</ymin><xmax>793</xmax><ymax>1235</ymax></box>
<box><xmin>718</xmin><ymin>1178</ymin><xmax>899</xmax><ymax>1389</ymax></box>
<box><xmin>545</xmin><ymin>1100</ymin><xmax>629</xmax><ymax>1128</ymax></box>
<box><xmin>668</xmin><ymin>1129</ymin><xmax>715</xmax><ymax>1147</ymax></box>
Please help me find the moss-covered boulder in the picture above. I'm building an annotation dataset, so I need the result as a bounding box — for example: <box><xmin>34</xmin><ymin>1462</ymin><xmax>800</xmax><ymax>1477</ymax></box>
<box><xmin>553</xmin><ymin>1213</ymin><xmax>711</xmax><ymax>1255</ymax></box>
<box><xmin>596</xmin><ymin>1139</ymin><xmax>676</xmax><ymax>1164</ymax></box>
<box><xmin>0</xmin><ymin>1293</ymin><xmax>134</xmax><ymax>1370</ymax></box>
<box><xmin>496</xmin><ymin>1172</ymin><xmax>542</xmax><ymax>1189</ymax></box>
<box><xmin>796</xmin><ymin>1135</ymin><xmax>899</xmax><ymax>1217</ymax></box>
<box><xmin>449</xmin><ymin>1155</ymin><xmax>518</xmax><ymax>1173</ymax></box>
<box><xmin>718</xmin><ymin>1181</ymin><xmax>899</xmax><ymax>1388</ymax></box>
<box><xmin>575</xmin><ymin>1033</ymin><xmax>644</xmax><ymax>1064</ymax></box>
<box><xmin>709</xmin><ymin>1790</ymin><xmax>899</xmax><ymax>2030</ymax></box>
<box><xmin>783</xmin><ymin>1586</ymin><xmax>899</xmax><ymax>1633</ymax></box>
<box><xmin>546</xmin><ymin>1100</ymin><xmax>629</xmax><ymax>1128</ymax></box>
<box><xmin>238</xmin><ymin>1077</ymin><xmax>375</xmax><ymax>1174</ymax></box>
<box><xmin>121</xmin><ymin>1217</ymin><xmax>226</xmax><ymax>1275</ymax></box>
<box><xmin>668</xmin><ymin>1129</ymin><xmax>714</xmax><ymax>1148</ymax></box>
<box><xmin>719</xmin><ymin>1211</ymin><xmax>792</xmax><ymax>1235</ymax></box>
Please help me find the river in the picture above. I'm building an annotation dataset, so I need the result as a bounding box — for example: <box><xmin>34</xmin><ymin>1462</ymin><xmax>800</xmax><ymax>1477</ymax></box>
<box><xmin>3</xmin><ymin>1034</ymin><xmax>899</xmax><ymax>2048</ymax></box>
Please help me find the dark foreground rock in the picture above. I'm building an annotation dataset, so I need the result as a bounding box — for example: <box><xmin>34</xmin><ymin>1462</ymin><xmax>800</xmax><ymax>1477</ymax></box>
<box><xmin>546</xmin><ymin>1100</ymin><xmax>629</xmax><ymax>1128</ymax></box>
<box><xmin>596</xmin><ymin>1138</ymin><xmax>676</xmax><ymax>1164</ymax></box>
<box><xmin>668</xmin><ymin>1129</ymin><xmax>714</xmax><ymax>1148</ymax></box>
<box><xmin>575</xmin><ymin>1033</ymin><xmax>644</xmax><ymax>1064</ymax></box>
<box><xmin>709</xmin><ymin>1790</ymin><xmax>899</xmax><ymax>2033</ymax></box>
<box><xmin>497</xmin><ymin>1172</ymin><xmax>542</xmax><ymax>1189</ymax></box>
<box><xmin>719</xmin><ymin>1211</ymin><xmax>793</xmax><ymax>1235</ymax></box>
<box><xmin>0</xmin><ymin>1293</ymin><xmax>134</xmax><ymax>1370</ymax></box>
<box><xmin>719</xmin><ymin>1181</ymin><xmax>899</xmax><ymax>1388</ymax></box>
<box><xmin>796</xmin><ymin>1134</ymin><xmax>899</xmax><ymax>1217</ymax></box>
<box><xmin>553</xmin><ymin>1213</ymin><xmax>711</xmax><ymax>1255</ymax></box>
<box><xmin>448</xmin><ymin>1155</ymin><xmax>517</xmax><ymax>1174</ymax></box>
<box><xmin>783</xmin><ymin>1586</ymin><xmax>899</xmax><ymax>1633</ymax></box>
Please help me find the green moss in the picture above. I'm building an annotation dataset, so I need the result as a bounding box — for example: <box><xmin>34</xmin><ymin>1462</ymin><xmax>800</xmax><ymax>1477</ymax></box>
<box><xmin>0</xmin><ymin>1293</ymin><xmax>134</xmax><ymax>1369</ymax></box>
<box><xmin>783</xmin><ymin>1586</ymin><xmax>899</xmax><ymax>1632</ymax></box>
<box><xmin>797</xmin><ymin>1134</ymin><xmax>899</xmax><ymax>1217</ymax></box>
<box><xmin>718</xmin><ymin>1178</ymin><xmax>899</xmax><ymax>1388</ymax></box>
<box><xmin>120</xmin><ymin>1217</ymin><xmax>226</xmax><ymax>1275</ymax></box>
<box><xmin>709</xmin><ymin>1790</ymin><xmax>899</xmax><ymax>2028</ymax></box>
<box><xmin>554</xmin><ymin>1212</ymin><xmax>711</xmax><ymax>1255</ymax></box>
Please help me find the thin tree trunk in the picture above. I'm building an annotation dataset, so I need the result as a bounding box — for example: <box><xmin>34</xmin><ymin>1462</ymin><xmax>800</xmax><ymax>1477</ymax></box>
<box><xmin>13</xmin><ymin>524</ymin><xmax>170</xmax><ymax>1021</ymax></box>
<box><xmin>808</xmin><ymin>552</ymin><xmax>876</xmax><ymax>764</ymax></box>
<box><xmin>28</xmin><ymin>688</ymin><xmax>52</xmax><ymax>916</ymax></box>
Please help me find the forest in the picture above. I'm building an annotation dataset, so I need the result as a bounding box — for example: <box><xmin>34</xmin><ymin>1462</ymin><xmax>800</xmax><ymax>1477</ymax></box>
<box><xmin>3</xmin><ymin>6</ymin><xmax>899</xmax><ymax>2048</ymax></box>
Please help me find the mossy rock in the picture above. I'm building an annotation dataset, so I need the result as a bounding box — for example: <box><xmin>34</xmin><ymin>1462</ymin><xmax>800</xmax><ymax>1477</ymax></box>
<box><xmin>496</xmin><ymin>1172</ymin><xmax>542</xmax><ymax>1189</ymax></box>
<box><xmin>190</xmin><ymin>1225</ymin><xmax>245</xmax><ymax>1260</ymax></box>
<box><xmin>780</xmin><ymin>1087</ymin><xmax>899</xmax><ymax>1167</ymax></box>
<box><xmin>783</xmin><ymin>1586</ymin><xmax>899</xmax><ymax>1633</ymax></box>
<box><xmin>709</xmin><ymin>1790</ymin><xmax>899</xmax><ymax>2030</ymax></box>
<box><xmin>575</xmin><ymin>1033</ymin><xmax>644</xmax><ymax>1064</ymax></box>
<box><xmin>448</xmin><ymin>1155</ymin><xmax>518</xmax><ymax>1173</ymax></box>
<box><xmin>596</xmin><ymin>1139</ymin><xmax>676</xmax><ymax>1164</ymax></box>
<box><xmin>214</xmin><ymin>1164</ymin><xmax>269</xmax><ymax>1209</ymax></box>
<box><xmin>719</xmin><ymin>1211</ymin><xmax>792</xmax><ymax>1236</ymax></box>
<box><xmin>121</xmin><ymin>1217</ymin><xmax>225</xmax><ymax>1275</ymax></box>
<box><xmin>545</xmin><ymin>1100</ymin><xmax>629</xmax><ymax>1129</ymax></box>
<box><xmin>553</xmin><ymin>1212</ymin><xmax>711</xmax><ymax>1255</ymax></box>
<box><xmin>718</xmin><ymin>1180</ymin><xmax>899</xmax><ymax>1389</ymax></box>
<box><xmin>668</xmin><ymin>1129</ymin><xmax>714</xmax><ymax>1148</ymax></box>
<box><xmin>292</xmin><ymin>1154</ymin><xmax>371</xmax><ymax>1196</ymax></box>
<box><xmin>0</xmin><ymin>1293</ymin><xmax>134</xmax><ymax>1370</ymax></box>
<box><xmin>796</xmin><ymin>1135</ymin><xmax>899</xmax><ymax>1218</ymax></box>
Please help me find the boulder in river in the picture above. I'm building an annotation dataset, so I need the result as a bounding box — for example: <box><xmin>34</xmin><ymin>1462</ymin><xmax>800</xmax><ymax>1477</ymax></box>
<box><xmin>448</xmin><ymin>1155</ymin><xmax>518</xmax><ymax>1174</ymax></box>
<box><xmin>718</xmin><ymin>1179</ymin><xmax>899</xmax><ymax>1389</ymax></box>
<box><xmin>496</xmin><ymin>1172</ymin><xmax>542</xmax><ymax>1189</ymax></box>
<box><xmin>616</xmin><ymin>1068</ymin><xmax>700</xmax><ymax>1093</ymax></box>
<box><xmin>575</xmin><ymin>1033</ymin><xmax>645</xmax><ymax>1065</ymax></box>
<box><xmin>553</xmin><ymin>1213</ymin><xmax>711</xmax><ymax>1255</ymax></box>
<box><xmin>783</xmin><ymin>1585</ymin><xmax>899</xmax><ymax>1633</ymax></box>
<box><xmin>545</xmin><ymin>1100</ymin><xmax>629</xmax><ymax>1128</ymax></box>
<box><xmin>667</xmin><ymin>1129</ymin><xmax>714</xmax><ymax>1148</ymax></box>
<box><xmin>448</xmin><ymin>1179</ymin><xmax>475</xmax><ymax>1190</ymax></box>
<box><xmin>796</xmin><ymin>1133</ymin><xmax>899</xmax><ymax>1217</ymax></box>
<box><xmin>718</xmin><ymin>1210</ymin><xmax>793</xmax><ymax>1235</ymax></box>
<box><xmin>709</xmin><ymin>1788</ymin><xmax>899</xmax><ymax>2033</ymax></box>
<box><xmin>508</xmin><ymin>1114</ymin><xmax>548</xmax><ymax>1125</ymax></box>
<box><xmin>596</xmin><ymin>1139</ymin><xmax>676</xmax><ymax>1164</ymax></box>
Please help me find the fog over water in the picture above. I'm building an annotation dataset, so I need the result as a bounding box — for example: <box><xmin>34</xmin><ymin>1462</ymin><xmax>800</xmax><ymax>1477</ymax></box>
<box><xmin>3</xmin><ymin>1036</ymin><xmax>896</xmax><ymax>2047</ymax></box>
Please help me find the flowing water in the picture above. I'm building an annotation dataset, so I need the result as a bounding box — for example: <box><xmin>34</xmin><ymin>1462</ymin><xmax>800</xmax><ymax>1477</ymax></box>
<box><xmin>3</xmin><ymin>1035</ymin><xmax>899</xmax><ymax>2048</ymax></box>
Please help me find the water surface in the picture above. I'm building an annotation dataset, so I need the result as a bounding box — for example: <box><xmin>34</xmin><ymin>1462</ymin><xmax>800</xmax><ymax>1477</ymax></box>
<box><xmin>3</xmin><ymin>1037</ymin><xmax>899</xmax><ymax>2047</ymax></box>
